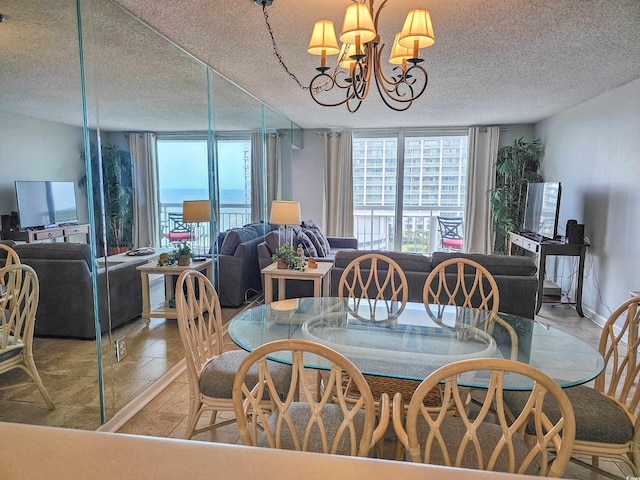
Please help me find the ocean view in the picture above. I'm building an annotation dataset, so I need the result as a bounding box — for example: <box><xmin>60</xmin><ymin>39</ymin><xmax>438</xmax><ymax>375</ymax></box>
<box><xmin>160</xmin><ymin>188</ymin><xmax>249</xmax><ymax>205</ymax></box>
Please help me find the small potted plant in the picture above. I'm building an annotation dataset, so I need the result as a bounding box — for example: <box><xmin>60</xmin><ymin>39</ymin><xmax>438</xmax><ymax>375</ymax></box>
<box><xmin>272</xmin><ymin>244</ymin><xmax>305</xmax><ymax>271</ymax></box>
<box><xmin>173</xmin><ymin>241</ymin><xmax>193</xmax><ymax>266</ymax></box>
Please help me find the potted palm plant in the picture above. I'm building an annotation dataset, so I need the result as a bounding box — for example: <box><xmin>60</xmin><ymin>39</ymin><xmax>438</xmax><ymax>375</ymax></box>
<box><xmin>81</xmin><ymin>143</ymin><xmax>134</xmax><ymax>256</ymax></box>
<box><xmin>490</xmin><ymin>137</ymin><xmax>544</xmax><ymax>254</ymax></box>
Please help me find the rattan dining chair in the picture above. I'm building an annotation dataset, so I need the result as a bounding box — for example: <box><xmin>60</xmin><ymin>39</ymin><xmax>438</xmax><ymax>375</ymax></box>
<box><xmin>393</xmin><ymin>358</ymin><xmax>576</xmax><ymax>477</ymax></box>
<box><xmin>175</xmin><ymin>269</ymin><xmax>291</xmax><ymax>439</ymax></box>
<box><xmin>0</xmin><ymin>264</ymin><xmax>54</xmax><ymax>409</ymax></box>
<box><xmin>232</xmin><ymin>338</ymin><xmax>389</xmax><ymax>456</ymax></box>
<box><xmin>0</xmin><ymin>243</ymin><xmax>20</xmax><ymax>268</ymax></box>
<box><xmin>337</xmin><ymin>252</ymin><xmax>409</xmax><ymax>322</ymax></box>
<box><xmin>504</xmin><ymin>295</ymin><xmax>640</xmax><ymax>478</ymax></box>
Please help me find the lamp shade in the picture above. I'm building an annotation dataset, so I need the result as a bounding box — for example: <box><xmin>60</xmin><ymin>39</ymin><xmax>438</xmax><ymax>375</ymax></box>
<box><xmin>398</xmin><ymin>9</ymin><xmax>435</xmax><ymax>49</ymax></box>
<box><xmin>182</xmin><ymin>200</ymin><xmax>211</xmax><ymax>223</ymax></box>
<box><xmin>339</xmin><ymin>3</ymin><xmax>376</xmax><ymax>45</ymax></box>
<box><xmin>338</xmin><ymin>43</ymin><xmax>358</xmax><ymax>69</ymax></box>
<box><xmin>389</xmin><ymin>33</ymin><xmax>413</xmax><ymax>65</ymax></box>
<box><xmin>308</xmin><ymin>20</ymin><xmax>340</xmax><ymax>56</ymax></box>
<box><xmin>270</xmin><ymin>200</ymin><xmax>301</xmax><ymax>226</ymax></box>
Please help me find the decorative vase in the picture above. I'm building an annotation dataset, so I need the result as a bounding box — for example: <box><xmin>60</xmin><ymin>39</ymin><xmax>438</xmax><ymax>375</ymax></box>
<box><xmin>178</xmin><ymin>255</ymin><xmax>191</xmax><ymax>266</ymax></box>
<box><xmin>277</xmin><ymin>258</ymin><xmax>288</xmax><ymax>269</ymax></box>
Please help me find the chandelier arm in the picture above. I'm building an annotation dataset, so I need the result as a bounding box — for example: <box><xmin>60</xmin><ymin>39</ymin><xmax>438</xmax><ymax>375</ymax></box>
<box><xmin>373</xmin><ymin>0</ymin><xmax>389</xmax><ymax>29</ymax></box>
<box><xmin>351</xmin><ymin>43</ymin><xmax>374</xmax><ymax>101</ymax></box>
<box><xmin>373</xmin><ymin>46</ymin><xmax>429</xmax><ymax>105</ymax></box>
<box><xmin>309</xmin><ymin>72</ymin><xmax>358</xmax><ymax>108</ymax></box>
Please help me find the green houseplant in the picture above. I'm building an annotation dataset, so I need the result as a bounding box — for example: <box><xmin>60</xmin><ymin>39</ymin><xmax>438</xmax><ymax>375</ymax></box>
<box><xmin>272</xmin><ymin>244</ymin><xmax>305</xmax><ymax>271</ymax></box>
<box><xmin>80</xmin><ymin>143</ymin><xmax>134</xmax><ymax>256</ymax></box>
<box><xmin>490</xmin><ymin>137</ymin><xmax>544</xmax><ymax>254</ymax></box>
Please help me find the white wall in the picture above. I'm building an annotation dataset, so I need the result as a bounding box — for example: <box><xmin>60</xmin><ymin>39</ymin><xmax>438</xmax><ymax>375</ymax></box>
<box><xmin>535</xmin><ymin>78</ymin><xmax>640</xmax><ymax>323</ymax></box>
<box><xmin>0</xmin><ymin>112</ymin><xmax>87</xmax><ymax>225</ymax></box>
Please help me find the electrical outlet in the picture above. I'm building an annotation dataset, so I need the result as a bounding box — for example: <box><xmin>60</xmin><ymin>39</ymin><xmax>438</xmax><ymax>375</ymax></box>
<box><xmin>115</xmin><ymin>336</ymin><xmax>127</xmax><ymax>362</ymax></box>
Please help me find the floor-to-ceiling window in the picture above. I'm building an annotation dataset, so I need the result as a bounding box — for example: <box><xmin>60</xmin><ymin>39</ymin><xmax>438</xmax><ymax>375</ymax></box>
<box><xmin>216</xmin><ymin>137</ymin><xmax>252</xmax><ymax>231</ymax></box>
<box><xmin>156</xmin><ymin>136</ymin><xmax>254</xmax><ymax>247</ymax></box>
<box><xmin>353</xmin><ymin>132</ymin><xmax>468</xmax><ymax>253</ymax></box>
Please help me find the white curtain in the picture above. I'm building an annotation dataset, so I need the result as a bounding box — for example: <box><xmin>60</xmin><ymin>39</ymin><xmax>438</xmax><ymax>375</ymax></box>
<box><xmin>323</xmin><ymin>131</ymin><xmax>353</xmax><ymax>236</ymax></box>
<box><xmin>464</xmin><ymin>126</ymin><xmax>500</xmax><ymax>254</ymax></box>
<box><xmin>250</xmin><ymin>132</ymin><xmax>279</xmax><ymax>221</ymax></box>
<box><xmin>129</xmin><ymin>132</ymin><xmax>159</xmax><ymax>248</ymax></box>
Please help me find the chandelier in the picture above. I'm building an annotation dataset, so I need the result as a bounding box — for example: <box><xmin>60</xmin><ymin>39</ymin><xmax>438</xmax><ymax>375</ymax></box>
<box><xmin>255</xmin><ymin>0</ymin><xmax>435</xmax><ymax>113</ymax></box>
<box><xmin>306</xmin><ymin>1</ymin><xmax>435</xmax><ymax>112</ymax></box>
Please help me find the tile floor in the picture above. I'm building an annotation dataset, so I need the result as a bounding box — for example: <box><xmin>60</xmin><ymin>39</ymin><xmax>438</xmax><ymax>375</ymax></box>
<box><xmin>0</xmin><ymin>275</ymin><xmax>245</xmax><ymax>429</ymax></box>
<box><xmin>116</xmin><ymin>302</ymin><xmax>636</xmax><ymax>480</ymax></box>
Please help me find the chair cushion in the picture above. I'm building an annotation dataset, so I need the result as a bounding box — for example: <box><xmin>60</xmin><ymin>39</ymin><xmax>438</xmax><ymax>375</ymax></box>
<box><xmin>442</xmin><ymin>239</ymin><xmax>463</xmax><ymax>249</ymax></box>
<box><xmin>199</xmin><ymin>350</ymin><xmax>292</xmax><ymax>399</ymax></box>
<box><xmin>410</xmin><ymin>416</ymin><xmax>538</xmax><ymax>475</ymax></box>
<box><xmin>258</xmin><ymin>402</ymin><xmax>369</xmax><ymax>455</ymax></box>
<box><xmin>504</xmin><ymin>384</ymin><xmax>634</xmax><ymax>444</ymax></box>
<box><xmin>0</xmin><ymin>333</ymin><xmax>23</xmax><ymax>362</ymax></box>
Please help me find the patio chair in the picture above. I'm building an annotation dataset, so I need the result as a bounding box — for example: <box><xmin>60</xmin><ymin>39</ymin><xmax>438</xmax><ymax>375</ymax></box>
<box><xmin>0</xmin><ymin>264</ymin><xmax>54</xmax><ymax>409</ymax></box>
<box><xmin>232</xmin><ymin>338</ymin><xmax>389</xmax><ymax>456</ymax></box>
<box><xmin>175</xmin><ymin>269</ymin><xmax>291</xmax><ymax>439</ymax></box>
<box><xmin>504</xmin><ymin>295</ymin><xmax>640</xmax><ymax>478</ymax></box>
<box><xmin>163</xmin><ymin>213</ymin><xmax>195</xmax><ymax>243</ymax></box>
<box><xmin>393</xmin><ymin>358</ymin><xmax>575</xmax><ymax>477</ymax></box>
<box><xmin>437</xmin><ymin>216</ymin><xmax>464</xmax><ymax>252</ymax></box>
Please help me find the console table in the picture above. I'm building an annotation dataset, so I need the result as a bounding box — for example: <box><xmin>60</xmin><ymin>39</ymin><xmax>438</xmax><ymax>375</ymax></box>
<box><xmin>507</xmin><ymin>232</ymin><xmax>588</xmax><ymax>317</ymax></box>
<box><xmin>3</xmin><ymin>224</ymin><xmax>90</xmax><ymax>243</ymax></box>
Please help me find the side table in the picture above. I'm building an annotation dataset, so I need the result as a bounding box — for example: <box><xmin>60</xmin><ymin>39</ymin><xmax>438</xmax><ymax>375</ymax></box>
<box><xmin>136</xmin><ymin>258</ymin><xmax>213</xmax><ymax>324</ymax></box>
<box><xmin>262</xmin><ymin>261</ymin><xmax>332</xmax><ymax>305</ymax></box>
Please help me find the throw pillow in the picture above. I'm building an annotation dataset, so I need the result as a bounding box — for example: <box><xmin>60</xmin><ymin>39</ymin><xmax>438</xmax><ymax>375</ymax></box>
<box><xmin>302</xmin><ymin>228</ymin><xmax>326</xmax><ymax>258</ymax></box>
<box><xmin>296</xmin><ymin>231</ymin><xmax>318</xmax><ymax>258</ymax></box>
<box><xmin>311</xmin><ymin>226</ymin><xmax>331</xmax><ymax>255</ymax></box>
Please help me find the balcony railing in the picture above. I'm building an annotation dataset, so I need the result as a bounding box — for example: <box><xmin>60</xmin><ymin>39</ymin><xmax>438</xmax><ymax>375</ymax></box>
<box><xmin>159</xmin><ymin>203</ymin><xmax>251</xmax><ymax>247</ymax></box>
<box><xmin>354</xmin><ymin>205</ymin><xmax>464</xmax><ymax>254</ymax></box>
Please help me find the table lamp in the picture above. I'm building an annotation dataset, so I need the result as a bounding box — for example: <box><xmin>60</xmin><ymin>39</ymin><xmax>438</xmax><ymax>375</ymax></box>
<box><xmin>269</xmin><ymin>200</ymin><xmax>301</xmax><ymax>248</ymax></box>
<box><xmin>182</xmin><ymin>200</ymin><xmax>211</xmax><ymax>261</ymax></box>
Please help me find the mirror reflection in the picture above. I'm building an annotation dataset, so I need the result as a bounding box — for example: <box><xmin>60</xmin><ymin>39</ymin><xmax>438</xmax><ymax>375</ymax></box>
<box><xmin>0</xmin><ymin>0</ymin><xmax>297</xmax><ymax>430</ymax></box>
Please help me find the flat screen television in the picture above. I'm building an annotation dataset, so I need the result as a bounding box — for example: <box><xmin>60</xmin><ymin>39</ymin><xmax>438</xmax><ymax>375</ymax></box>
<box><xmin>522</xmin><ymin>181</ymin><xmax>561</xmax><ymax>240</ymax></box>
<box><xmin>15</xmin><ymin>181</ymin><xmax>79</xmax><ymax>229</ymax></box>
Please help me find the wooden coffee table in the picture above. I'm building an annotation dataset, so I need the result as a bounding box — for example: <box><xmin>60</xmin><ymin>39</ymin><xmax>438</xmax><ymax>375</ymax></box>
<box><xmin>262</xmin><ymin>261</ymin><xmax>332</xmax><ymax>305</ymax></box>
<box><xmin>137</xmin><ymin>258</ymin><xmax>213</xmax><ymax>323</ymax></box>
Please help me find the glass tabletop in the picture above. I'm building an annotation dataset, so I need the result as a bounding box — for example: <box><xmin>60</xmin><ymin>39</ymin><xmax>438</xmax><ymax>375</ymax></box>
<box><xmin>228</xmin><ymin>297</ymin><xmax>604</xmax><ymax>390</ymax></box>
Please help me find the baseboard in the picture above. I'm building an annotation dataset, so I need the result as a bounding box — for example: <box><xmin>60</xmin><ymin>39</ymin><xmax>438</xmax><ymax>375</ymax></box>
<box><xmin>96</xmin><ymin>358</ymin><xmax>186</xmax><ymax>433</ymax></box>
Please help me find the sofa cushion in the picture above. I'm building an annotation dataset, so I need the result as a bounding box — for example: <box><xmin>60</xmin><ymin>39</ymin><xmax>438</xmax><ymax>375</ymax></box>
<box><xmin>296</xmin><ymin>231</ymin><xmax>318</xmax><ymax>258</ymax></box>
<box><xmin>431</xmin><ymin>252</ymin><xmax>537</xmax><ymax>276</ymax></box>
<box><xmin>264</xmin><ymin>230</ymin><xmax>297</xmax><ymax>254</ymax></box>
<box><xmin>14</xmin><ymin>243</ymin><xmax>93</xmax><ymax>270</ymax></box>
<box><xmin>219</xmin><ymin>226</ymin><xmax>259</xmax><ymax>256</ymax></box>
<box><xmin>333</xmin><ymin>250</ymin><xmax>431</xmax><ymax>273</ymax></box>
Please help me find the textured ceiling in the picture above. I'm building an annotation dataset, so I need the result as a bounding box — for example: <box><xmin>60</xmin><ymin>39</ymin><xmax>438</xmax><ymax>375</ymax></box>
<box><xmin>0</xmin><ymin>0</ymin><xmax>639</xmax><ymax>131</ymax></box>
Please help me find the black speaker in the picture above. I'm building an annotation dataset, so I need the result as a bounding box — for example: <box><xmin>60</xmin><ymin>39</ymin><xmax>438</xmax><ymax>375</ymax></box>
<box><xmin>566</xmin><ymin>220</ymin><xmax>584</xmax><ymax>244</ymax></box>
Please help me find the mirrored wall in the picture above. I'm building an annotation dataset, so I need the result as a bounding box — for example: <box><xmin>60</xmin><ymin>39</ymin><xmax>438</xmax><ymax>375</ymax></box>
<box><xmin>0</xmin><ymin>0</ymin><xmax>298</xmax><ymax>428</ymax></box>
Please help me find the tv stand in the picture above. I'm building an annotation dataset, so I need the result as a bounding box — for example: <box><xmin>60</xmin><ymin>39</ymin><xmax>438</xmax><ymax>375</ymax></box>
<box><xmin>508</xmin><ymin>231</ymin><xmax>588</xmax><ymax>317</ymax></box>
<box><xmin>4</xmin><ymin>224</ymin><xmax>90</xmax><ymax>244</ymax></box>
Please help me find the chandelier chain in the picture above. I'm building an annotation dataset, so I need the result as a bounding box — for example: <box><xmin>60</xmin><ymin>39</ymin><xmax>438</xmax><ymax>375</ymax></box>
<box><xmin>261</xmin><ymin>4</ymin><xmax>308</xmax><ymax>91</ymax></box>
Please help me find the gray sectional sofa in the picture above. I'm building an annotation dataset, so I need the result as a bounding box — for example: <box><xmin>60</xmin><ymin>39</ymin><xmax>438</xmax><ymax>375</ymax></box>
<box><xmin>6</xmin><ymin>242</ymin><xmax>146</xmax><ymax>339</ymax></box>
<box><xmin>330</xmin><ymin>250</ymin><xmax>539</xmax><ymax>319</ymax></box>
<box><xmin>216</xmin><ymin>222</ymin><xmax>280</xmax><ymax>307</ymax></box>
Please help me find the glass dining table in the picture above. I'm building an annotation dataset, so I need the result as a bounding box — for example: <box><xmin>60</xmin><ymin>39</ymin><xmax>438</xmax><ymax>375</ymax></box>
<box><xmin>228</xmin><ymin>297</ymin><xmax>604</xmax><ymax>390</ymax></box>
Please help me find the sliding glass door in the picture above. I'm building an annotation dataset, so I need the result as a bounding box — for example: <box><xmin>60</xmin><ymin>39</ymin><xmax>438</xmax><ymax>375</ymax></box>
<box><xmin>353</xmin><ymin>132</ymin><xmax>468</xmax><ymax>253</ymax></box>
